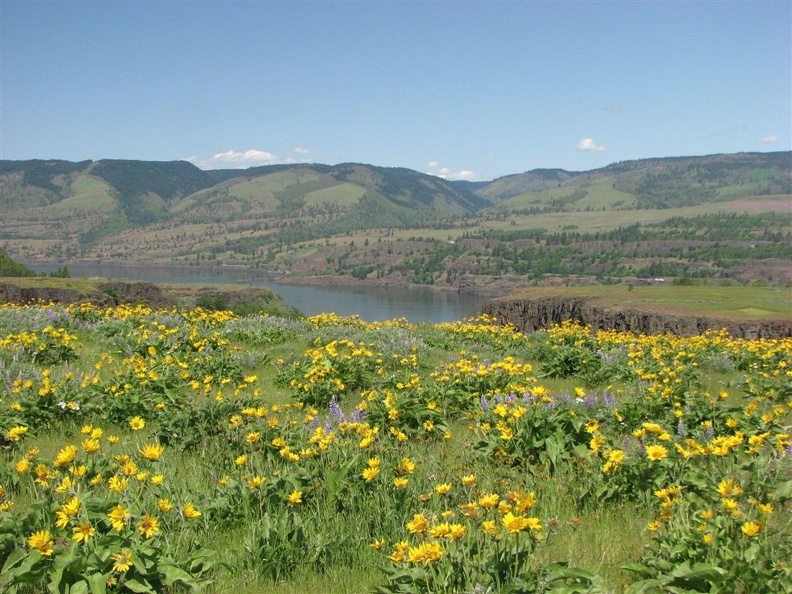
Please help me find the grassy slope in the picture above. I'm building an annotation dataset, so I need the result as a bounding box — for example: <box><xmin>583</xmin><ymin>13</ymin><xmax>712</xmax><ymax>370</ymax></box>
<box><xmin>495</xmin><ymin>285</ymin><xmax>792</xmax><ymax>320</ymax></box>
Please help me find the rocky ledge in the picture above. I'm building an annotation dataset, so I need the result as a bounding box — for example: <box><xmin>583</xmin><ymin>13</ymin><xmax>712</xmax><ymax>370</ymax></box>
<box><xmin>482</xmin><ymin>295</ymin><xmax>792</xmax><ymax>339</ymax></box>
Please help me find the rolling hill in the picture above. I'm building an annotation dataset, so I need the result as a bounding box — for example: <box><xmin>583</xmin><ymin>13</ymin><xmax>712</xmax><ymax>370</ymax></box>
<box><xmin>1</xmin><ymin>152</ymin><xmax>790</xmax><ymax>292</ymax></box>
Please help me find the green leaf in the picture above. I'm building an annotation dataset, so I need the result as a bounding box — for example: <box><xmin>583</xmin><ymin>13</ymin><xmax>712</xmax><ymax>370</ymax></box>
<box><xmin>69</xmin><ymin>580</ymin><xmax>89</xmax><ymax>594</ymax></box>
<box><xmin>160</xmin><ymin>563</ymin><xmax>200</xmax><ymax>590</ymax></box>
<box><xmin>86</xmin><ymin>573</ymin><xmax>108</xmax><ymax>594</ymax></box>
<box><xmin>121</xmin><ymin>577</ymin><xmax>154</xmax><ymax>593</ymax></box>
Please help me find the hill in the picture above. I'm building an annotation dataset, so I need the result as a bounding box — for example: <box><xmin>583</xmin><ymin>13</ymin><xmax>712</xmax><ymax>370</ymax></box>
<box><xmin>1</xmin><ymin>152</ymin><xmax>790</xmax><ymax>292</ymax></box>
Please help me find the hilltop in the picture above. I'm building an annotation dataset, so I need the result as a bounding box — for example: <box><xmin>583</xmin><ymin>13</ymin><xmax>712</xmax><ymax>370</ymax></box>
<box><xmin>1</xmin><ymin>152</ymin><xmax>790</xmax><ymax>293</ymax></box>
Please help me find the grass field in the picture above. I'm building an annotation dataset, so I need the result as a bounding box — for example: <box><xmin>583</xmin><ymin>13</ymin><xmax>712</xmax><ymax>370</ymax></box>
<box><xmin>497</xmin><ymin>285</ymin><xmax>792</xmax><ymax>320</ymax></box>
<box><xmin>0</xmin><ymin>301</ymin><xmax>790</xmax><ymax>593</ymax></box>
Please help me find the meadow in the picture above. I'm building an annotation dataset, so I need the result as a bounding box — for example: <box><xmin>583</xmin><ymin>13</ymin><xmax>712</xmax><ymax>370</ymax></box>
<box><xmin>0</xmin><ymin>302</ymin><xmax>790</xmax><ymax>593</ymax></box>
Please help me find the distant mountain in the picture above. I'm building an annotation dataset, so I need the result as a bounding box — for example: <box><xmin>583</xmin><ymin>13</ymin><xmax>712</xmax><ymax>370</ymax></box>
<box><xmin>1</xmin><ymin>152</ymin><xmax>789</xmax><ymax>287</ymax></box>
<box><xmin>0</xmin><ymin>159</ymin><xmax>489</xmax><ymax>246</ymax></box>
<box><xmin>476</xmin><ymin>152</ymin><xmax>791</xmax><ymax>208</ymax></box>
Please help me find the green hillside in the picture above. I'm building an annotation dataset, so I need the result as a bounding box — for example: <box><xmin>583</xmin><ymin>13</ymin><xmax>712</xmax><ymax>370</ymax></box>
<box><xmin>1</xmin><ymin>152</ymin><xmax>790</xmax><ymax>289</ymax></box>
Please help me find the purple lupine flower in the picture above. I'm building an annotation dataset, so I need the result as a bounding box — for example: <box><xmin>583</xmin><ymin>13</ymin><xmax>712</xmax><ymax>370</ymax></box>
<box><xmin>323</xmin><ymin>417</ymin><xmax>333</xmax><ymax>433</ymax></box>
<box><xmin>328</xmin><ymin>396</ymin><xmax>345</xmax><ymax>423</ymax></box>
<box><xmin>785</xmin><ymin>443</ymin><xmax>792</xmax><ymax>457</ymax></box>
<box><xmin>480</xmin><ymin>394</ymin><xmax>489</xmax><ymax>411</ymax></box>
<box><xmin>349</xmin><ymin>406</ymin><xmax>367</xmax><ymax>423</ymax></box>
<box><xmin>584</xmin><ymin>394</ymin><xmax>598</xmax><ymax>408</ymax></box>
<box><xmin>706</xmin><ymin>423</ymin><xmax>715</xmax><ymax>438</ymax></box>
<box><xmin>309</xmin><ymin>415</ymin><xmax>320</xmax><ymax>430</ymax></box>
<box><xmin>676</xmin><ymin>418</ymin><xmax>686</xmax><ymax>437</ymax></box>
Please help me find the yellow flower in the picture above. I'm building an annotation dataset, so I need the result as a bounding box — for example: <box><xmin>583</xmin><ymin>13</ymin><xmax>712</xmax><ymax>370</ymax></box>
<box><xmin>139</xmin><ymin>443</ymin><xmax>165</xmax><ymax>461</ymax></box>
<box><xmin>150</xmin><ymin>474</ymin><xmax>164</xmax><ymax>485</ymax></box>
<box><xmin>393</xmin><ymin>477</ymin><xmax>409</xmax><ymax>489</ymax></box>
<box><xmin>108</xmin><ymin>504</ymin><xmax>130</xmax><ymax>531</ymax></box>
<box><xmin>108</xmin><ymin>475</ymin><xmax>129</xmax><ymax>494</ymax></box>
<box><xmin>647</xmin><ymin>520</ymin><xmax>662</xmax><ymax>531</ymax></box>
<box><xmin>111</xmin><ymin>549</ymin><xmax>134</xmax><ymax>573</ymax></box>
<box><xmin>235</xmin><ymin>454</ymin><xmax>249</xmax><ymax>466</ymax></box>
<box><xmin>407</xmin><ymin>541</ymin><xmax>444</xmax><ymax>565</ymax></box>
<box><xmin>6</xmin><ymin>426</ymin><xmax>29</xmax><ymax>442</ymax></box>
<box><xmin>406</xmin><ymin>513</ymin><xmax>429</xmax><ymax>534</ymax></box>
<box><xmin>435</xmin><ymin>483</ymin><xmax>452</xmax><ymax>496</ymax></box>
<box><xmin>716</xmin><ymin>479</ymin><xmax>743</xmax><ymax>497</ymax></box>
<box><xmin>398</xmin><ymin>458</ymin><xmax>416</xmax><ymax>475</ymax></box>
<box><xmin>461</xmin><ymin>474</ymin><xmax>476</xmax><ymax>486</ymax></box>
<box><xmin>741</xmin><ymin>521</ymin><xmax>762</xmax><ymax>537</ymax></box>
<box><xmin>645</xmin><ymin>445</ymin><xmax>668</xmax><ymax>461</ymax></box>
<box><xmin>362</xmin><ymin>467</ymin><xmax>380</xmax><ymax>481</ymax></box>
<box><xmin>72</xmin><ymin>521</ymin><xmax>95</xmax><ymax>544</ymax></box>
<box><xmin>287</xmin><ymin>490</ymin><xmax>303</xmax><ymax>506</ymax></box>
<box><xmin>248</xmin><ymin>476</ymin><xmax>266</xmax><ymax>489</ymax></box>
<box><xmin>137</xmin><ymin>514</ymin><xmax>159</xmax><ymax>539</ymax></box>
<box><xmin>158</xmin><ymin>498</ymin><xmax>173</xmax><ymax>513</ymax></box>
<box><xmin>480</xmin><ymin>520</ymin><xmax>500</xmax><ymax>536</ymax></box>
<box><xmin>703</xmin><ymin>533</ymin><xmax>713</xmax><ymax>545</ymax></box>
<box><xmin>15</xmin><ymin>458</ymin><xmax>30</xmax><ymax>474</ymax></box>
<box><xmin>183</xmin><ymin>503</ymin><xmax>202</xmax><ymax>519</ymax></box>
<box><xmin>478</xmin><ymin>493</ymin><xmax>500</xmax><ymax>509</ymax></box>
<box><xmin>370</xmin><ymin>538</ymin><xmax>386</xmax><ymax>550</ymax></box>
<box><xmin>27</xmin><ymin>530</ymin><xmax>54</xmax><ymax>556</ymax></box>
<box><xmin>129</xmin><ymin>416</ymin><xmax>146</xmax><ymax>431</ymax></box>
<box><xmin>54</xmin><ymin>445</ymin><xmax>78</xmax><ymax>468</ymax></box>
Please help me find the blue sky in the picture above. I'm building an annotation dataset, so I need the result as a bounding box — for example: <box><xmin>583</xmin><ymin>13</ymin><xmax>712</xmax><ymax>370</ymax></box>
<box><xmin>1</xmin><ymin>1</ymin><xmax>789</xmax><ymax>181</ymax></box>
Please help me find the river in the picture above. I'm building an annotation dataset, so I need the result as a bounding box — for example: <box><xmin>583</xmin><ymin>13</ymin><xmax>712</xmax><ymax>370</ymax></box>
<box><xmin>24</xmin><ymin>263</ymin><xmax>488</xmax><ymax>324</ymax></box>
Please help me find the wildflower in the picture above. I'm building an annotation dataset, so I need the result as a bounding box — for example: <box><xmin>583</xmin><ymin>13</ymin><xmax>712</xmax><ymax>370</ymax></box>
<box><xmin>15</xmin><ymin>458</ymin><xmax>30</xmax><ymax>474</ymax></box>
<box><xmin>235</xmin><ymin>454</ymin><xmax>249</xmax><ymax>466</ymax></box>
<box><xmin>27</xmin><ymin>530</ymin><xmax>54</xmax><ymax>556</ymax></box>
<box><xmin>435</xmin><ymin>483</ymin><xmax>452</xmax><ymax>496</ymax></box>
<box><xmin>716</xmin><ymin>479</ymin><xmax>743</xmax><ymax>497</ymax></box>
<box><xmin>137</xmin><ymin>514</ymin><xmax>159</xmax><ymax>539</ymax></box>
<box><xmin>183</xmin><ymin>503</ymin><xmax>202</xmax><ymax>519</ymax></box>
<box><xmin>703</xmin><ymin>533</ymin><xmax>713</xmax><ymax>545</ymax></box>
<box><xmin>5</xmin><ymin>426</ymin><xmax>29</xmax><ymax>442</ymax></box>
<box><xmin>129</xmin><ymin>417</ymin><xmax>146</xmax><ymax>431</ymax></box>
<box><xmin>108</xmin><ymin>475</ymin><xmax>129</xmax><ymax>494</ymax></box>
<box><xmin>393</xmin><ymin>477</ymin><xmax>409</xmax><ymax>489</ymax></box>
<box><xmin>398</xmin><ymin>458</ymin><xmax>416</xmax><ymax>475</ymax></box>
<box><xmin>111</xmin><ymin>550</ymin><xmax>134</xmax><ymax>573</ymax></box>
<box><xmin>480</xmin><ymin>520</ymin><xmax>499</xmax><ymax>536</ymax></box>
<box><xmin>647</xmin><ymin>520</ymin><xmax>662</xmax><ymax>531</ymax></box>
<box><xmin>139</xmin><ymin>443</ymin><xmax>165</xmax><ymax>461</ymax></box>
<box><xmin>370</xmin><ymin>539</ymin><xmax>386</xmax><ymax>550</ymax></box>
<box><xmin>108</xmin><ymin>504</ymin><xmax>130</xmax><ymax>531</ymax></box>
<box><xmin>287</xmin><ymin>490</ymin><xmax>303</xmax><ymax>505</ymax></box>
<box><xmin>248</xmin><ymin>476</ymin><xmax>266</xmax><ymax>489</ymax></box>
<box><xmin>407</xmin><ymin>541</ymin><xmax>444</xmax><ymax>565</ymax></box>
<box><xmin>72</xmin><ymin>521</ymin><xmax>95</xmax><ymax>544</ymax></box>
<box><xmin>741</xmin><ymin>522</ymin><xmax>762</xmax><ymax>537</ymax></box>
<box><xmin>150</xmin><ymin>474</ymin><xmax>164</xmax><ymax>485</ymax></box>
<box><xmin>461</xmin><ymin>474</ymin><xmax>476</xmax><ymax>486</ymax></box>
<box><xmin>158</xmin><ymin>498</ymin><xmax>173</xmax><ymax>513</ymax></box>
<box><xmin>406</xmin><ymin>513</ymin><xmax>429</xmax><ymax>534</ymax></box>
<box><xmin>479</xmin><ymin>493</ymin><xmax>500</xmax><ymax>509</ymax></box>
<box><xmin>645</xmin><ymin>445</ymin><xmax>669</xmax><ymax>461</ymax></box>
<box><xmin>54</xmin><ymin>445</ymin><xmax>77</xmax><ymax>468</ymax></box>
<box><xmin>362</xmin><ymin>466</ymin><xmax>380</xmax><ymax>481</ymax></box>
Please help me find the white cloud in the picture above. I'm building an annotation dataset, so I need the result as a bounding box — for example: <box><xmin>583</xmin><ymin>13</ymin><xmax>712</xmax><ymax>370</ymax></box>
<box><xmin>425</xmin><ymin>161</ymin><xmax>477</xmax><ymax>181</ymax></box>
<box><xmin>758</xmin><ymin>135</ymin><xmax>778</xmax><ymax>144</ymax></box>
<box><xmin>576</xmin><ymin>138</ymin><xmax>606</xmax><ymax>152</ymax></box>
<box><xmin>186</xmin><ymin>148</ymin><xmax>312</xmax><ymax>170</ymax></box>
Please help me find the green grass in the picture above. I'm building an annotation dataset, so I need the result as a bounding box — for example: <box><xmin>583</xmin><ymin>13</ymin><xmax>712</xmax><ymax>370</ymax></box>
<box><xmin>45</xmin><ymin>174</ymin><xmax>116</xmax><ymax>214</ymax></box>
<box><xmin>499</xmin><ymin>284</ymin><xmax>792</xmax><ymax>320</ymax></box>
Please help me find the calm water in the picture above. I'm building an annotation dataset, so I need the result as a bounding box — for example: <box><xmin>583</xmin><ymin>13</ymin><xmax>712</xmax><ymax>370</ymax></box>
<box><xmin>25</xmin><ymin>263</ymin><xmax>487</xmax><ymax>324</ymax></box>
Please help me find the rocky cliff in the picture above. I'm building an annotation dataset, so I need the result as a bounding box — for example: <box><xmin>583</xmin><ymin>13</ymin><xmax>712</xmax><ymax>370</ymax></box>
<box><xmin>482</xmin><ymin>295</ymin><xmax>792</xmax><ymax>339</ymax></box>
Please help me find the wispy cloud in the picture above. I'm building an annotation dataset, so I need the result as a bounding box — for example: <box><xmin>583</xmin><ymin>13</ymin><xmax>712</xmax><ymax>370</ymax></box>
<box><xmin>426</xmin><ymin>161</ymin><xmax>477</xmax><ymax>180</ymax></box>
<box><xmin>185</xmin><ymin>148</ymin><xmax>312</xmax><ymax>169</ymax></box>
<box><xmin>757</xmin><ymin>135</ymin><xmax>778</xmax><ymax>144</ymax></box>
<box><xmin>603</xmin><ymin>103</ymin><xmax>623</xmax><ymax>113</ymax></box>
<box><xmin>576</xmin><ymin>138</ymin><xmax>606</xmax><ymax>152</ymax></box>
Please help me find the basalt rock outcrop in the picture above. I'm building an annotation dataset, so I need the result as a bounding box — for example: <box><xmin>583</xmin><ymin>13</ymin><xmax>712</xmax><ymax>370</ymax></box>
<box><xmin>482</xmin><ymin>295</ymin><xmax>792</xmax><ymax>339</ymax></box>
